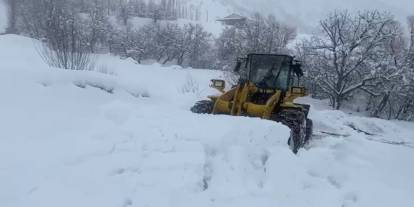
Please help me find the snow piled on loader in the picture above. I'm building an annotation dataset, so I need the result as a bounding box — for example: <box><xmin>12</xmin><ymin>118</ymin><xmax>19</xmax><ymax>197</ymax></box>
<box><xmin>0</xmin><ymin>35</ymin><xmax>414</xmax><ymax>207</ymax></box>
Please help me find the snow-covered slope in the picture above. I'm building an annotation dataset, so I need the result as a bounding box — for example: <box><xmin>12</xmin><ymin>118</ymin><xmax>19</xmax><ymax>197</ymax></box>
<box><xmin>0</xmin><ymin>0</ymin><xmax>7</xmax><ymax>33</ymax></box>
<box><xmin>192</xmin><ymin>0</ymin><xmax>413</xmax><ymax>33</ymax></box>
<box><xmin>1</xmin><ymin>35</ymin><xmax>414</xmax><ymax>207</ymax></box>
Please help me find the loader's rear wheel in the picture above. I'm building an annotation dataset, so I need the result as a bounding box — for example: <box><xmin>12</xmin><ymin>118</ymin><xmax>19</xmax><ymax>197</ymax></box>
<box><xmin>305</xmin><ymin>118</ymin><xmax>313</xmax><ymax>143</ymax></box>
<box><xmin>191</xmin><ymin>100</ymin><xmax>214</xmax><ymax>114</ymax></box>
<box><xmin>271</xmin><ymin>109</ymin><xmax>307</xmax><ymax>154</ymax></box>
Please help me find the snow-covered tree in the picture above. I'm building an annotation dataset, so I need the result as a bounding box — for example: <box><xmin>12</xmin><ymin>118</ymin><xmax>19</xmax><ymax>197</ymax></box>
<box><xmin>301</xmin><ymin>11</ymin><xmax>399</xmax><ymax>109</ymax></box>
<box><xmin>115</xmin><ymin>21</ymin><xmax>211</xmax><ymax>67</ymax></box>
<box><xmin>81</xmin><ymin>0</ymin><xmax>111</xmax><ymax>52</ymax></box>
<box><xmin>365</xmin><ymin>20</ymin><xmax>410</xmax><ymax>118</ymax></box>
<box><xmin>186</xmin><ymin>24</ymin><xmax>212</xmax><ymax>68</ymax></box>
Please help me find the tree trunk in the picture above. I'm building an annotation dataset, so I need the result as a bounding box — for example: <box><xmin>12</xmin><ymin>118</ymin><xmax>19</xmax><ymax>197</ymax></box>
<box><xmin>373</xmin><ymin>92</ymin><xmax>389</xmax><ymax>118</ymax></box>
<box><xmin>332</xmin><ymin>96</ymin><xmax>342</xmax><ymax>110</ymax></box>
<box><xmin>5</xmin><ymin>0</ymin><xmax>18</xmax><ymax>34</ymax></box>
<box><xmin>177</xmin><ymin>52</ymin><xmax>185</xmax><ymax>66</ymax></box>
<box><xmin>335</xmin><ymin>98</ymin><xmax>341</xmax><ymax>110</ymax></box>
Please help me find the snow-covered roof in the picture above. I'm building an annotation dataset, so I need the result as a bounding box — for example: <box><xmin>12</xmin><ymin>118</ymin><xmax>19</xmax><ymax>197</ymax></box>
<box><xmin>216</xmin><ymin>13</ymin><xmax>246</xmax><ymax>22</ymax></box>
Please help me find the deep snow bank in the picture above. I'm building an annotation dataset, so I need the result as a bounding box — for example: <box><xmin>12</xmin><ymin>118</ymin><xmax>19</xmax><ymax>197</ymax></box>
<box><xmin>0</xmin><ymin>35</ymin><xmax>413</xmax><ymax>207</ymax></box>
<box><xmin>0</xmin><ymin>35</ymin><xmax>290</xmax><ymax>207</ymax></box>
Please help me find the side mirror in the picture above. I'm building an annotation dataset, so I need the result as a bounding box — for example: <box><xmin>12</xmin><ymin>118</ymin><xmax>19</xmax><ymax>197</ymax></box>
<box><xmin>234</xmin><ymin>57</ymin><xmax>248</xmax><ymax>73</ymax></box>
<box><xmin>210</xmin><ymin>79</ymin><xmax>226</xmax><ymax>92</ymax></box>
<box><xmin>291</xmin><ymin>61</ymin><xmax>304</xmax><ymax>77</ymax></box>
<box><xmin>234</xmin><ymin>61</ymin><xmax>242</xmax><ymax>73</ymax></box>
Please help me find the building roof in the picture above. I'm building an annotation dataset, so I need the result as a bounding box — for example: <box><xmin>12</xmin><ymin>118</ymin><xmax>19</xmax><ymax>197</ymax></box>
<box><xmin>216</xmin><ymin>13</ymin><xmax>246</xmax><ymax>22</ymax></box>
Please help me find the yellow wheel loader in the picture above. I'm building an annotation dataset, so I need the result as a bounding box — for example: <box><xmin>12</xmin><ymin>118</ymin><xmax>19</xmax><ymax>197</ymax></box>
<box><xmin>191</xmin><ymin>54</ymin><xmax>312</xmax><ymax>153</ymax></box>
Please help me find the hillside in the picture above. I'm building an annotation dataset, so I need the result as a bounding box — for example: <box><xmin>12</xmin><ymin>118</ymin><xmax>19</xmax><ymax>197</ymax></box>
<box><xmin>1</xmin><ymin>0</ymin><xmax>412</xmax><ymax>37</ymax></box>
<box><xmin>187</xmin><ymin>0</ymin><xmax>413</xmax><ymax>33</ymax></box>
<box><xmin>0</xmin><ymin>0</ymin><xmax>413</xmax><ymax>35</ymax></box>
<box><xmin>1</xmin><ymin>34</ymin><xmax>414</xmax><ymax>207</ymax></box>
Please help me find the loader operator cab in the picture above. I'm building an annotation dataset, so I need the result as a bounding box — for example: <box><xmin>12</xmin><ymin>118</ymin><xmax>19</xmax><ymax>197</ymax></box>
<box><xmin>234</xmin><ymin>54</ymin><xmax>303</xmax><ymax>91</ymax></box>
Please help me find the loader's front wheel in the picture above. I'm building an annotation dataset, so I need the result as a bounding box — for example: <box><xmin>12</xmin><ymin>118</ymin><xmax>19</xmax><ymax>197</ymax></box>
<box><xmin>191</xmin><ymin>100</ymin><xmax>214</xmax><ymax>114</ymax></box>
<box><xmin>272</xmin><ymin>109</ymin><xmax>307</xmax><ymax>154</ymax></box>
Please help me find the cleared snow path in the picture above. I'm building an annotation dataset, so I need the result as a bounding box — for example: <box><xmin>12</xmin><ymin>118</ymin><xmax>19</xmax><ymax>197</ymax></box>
<box><xmin>0</xmin><ymin>35</ymin><xmax>413</xmax><ymax>207</ymax></box>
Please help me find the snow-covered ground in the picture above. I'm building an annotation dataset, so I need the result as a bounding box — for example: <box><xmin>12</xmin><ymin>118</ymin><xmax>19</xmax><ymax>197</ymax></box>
<box><xmin>1</xmin><ymin>35</ymin><xmax>414</xmax><ymax>207</ymax></box>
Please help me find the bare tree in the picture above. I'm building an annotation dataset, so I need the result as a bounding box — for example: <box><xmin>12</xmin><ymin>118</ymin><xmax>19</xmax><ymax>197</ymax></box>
<box><xmin>117</xmin><ymin>0</ymin><xmax>131</xmax><ymax>25</ymax></box>
<box><xmin>147</xmin><ymin>1</ymin><xmax>162</xmax><ymax>22</ymax></box>
<box><xmin>263</xmin><ymin>14</ymin><xmax>296</xmax><ymax>53</ymax></box>
<box><xmin>186</xmin><ymin>24</ymin><xmax>212</xmax><ymax>68</ymax></box>
<box><xmin>83</xmin><ymin>0</ymin><xmax>111</xmax><ymax>53</ymax></box>
<box><xmin>18</xmin><ymin>0</ymin><xmax>47</xmax><ymax>37</ymax></box>
<box><xmin>36</xmin><ymin>0</ymin><xmax>94</xmax><ymax>70</ymax></box>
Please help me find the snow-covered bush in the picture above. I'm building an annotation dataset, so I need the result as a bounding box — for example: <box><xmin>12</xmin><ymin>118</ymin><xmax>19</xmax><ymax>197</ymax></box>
<box><xmin>113</xmin><ymin>21</ymin><xmax>212</xmax><ymax>68</ymax></box>
<box><xmin>33</xmin><ymin>1</ymin><xmax>95</xmax><ymax>70</ymax></box>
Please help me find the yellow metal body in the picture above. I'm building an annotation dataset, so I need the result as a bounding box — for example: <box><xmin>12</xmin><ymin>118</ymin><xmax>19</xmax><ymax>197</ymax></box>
<box><xmin>209</xmin><ymin>81</ymin><xmax>307</xmax><ymax>120</ymax></box>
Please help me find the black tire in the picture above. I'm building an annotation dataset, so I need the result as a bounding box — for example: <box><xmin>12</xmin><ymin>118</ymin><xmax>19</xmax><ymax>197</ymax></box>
<box><xmin>271</xmin><ymin>109</ymin><xmax>306</xmax><ymax>154</ymax></box>
<box><xmin>305</xmin><ymin>118</ymin><xmax>313</xmax><ymax>143</ymax></box>
<box><xmin>296</xmin><ymin>104</ymin><xmax>311</xmax><ymax>116</ymax></box>
<box><xmin>191</xmin><ymin>100</ymin><xmax>214</xmax><ymax>114</ymax></box>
